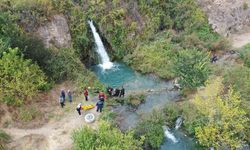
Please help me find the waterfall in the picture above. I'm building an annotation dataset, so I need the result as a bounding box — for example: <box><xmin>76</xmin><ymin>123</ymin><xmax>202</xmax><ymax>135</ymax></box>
<box><xmin>88</xmin><ymin>20</ymin><xmax>113</xmax><ymax>70</ymax></box>
<box><xmin>163</xmin><ymin>126</ymin><xmax>178</xmax><ymax>143</ymax></box>
<box><xmin>175</xmin><ymin>117</ymin><xmax>183</xmax><ymax>130</ymax></box>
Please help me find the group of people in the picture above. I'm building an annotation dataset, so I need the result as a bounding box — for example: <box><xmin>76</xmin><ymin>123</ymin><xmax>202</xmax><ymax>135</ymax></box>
<box><xmin>59</xmin><ymin>86</ymin><xmax>125</xmax><ymax>115</ymax></box>
<box><xmin>107</xmin><ymin>86</ymin><xmax>125</xmax><ymax>97</ymax></box>
<box><xmin>59</xmin><ymin>89</ymin><xmax>72</xmax><ymax>108</ymax></box>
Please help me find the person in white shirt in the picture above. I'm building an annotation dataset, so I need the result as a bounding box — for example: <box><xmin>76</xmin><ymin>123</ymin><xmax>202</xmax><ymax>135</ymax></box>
<box><xmin>76</xmin><ymin>103</ymin><xmax>82</xmax><ymax>115</ymax></box>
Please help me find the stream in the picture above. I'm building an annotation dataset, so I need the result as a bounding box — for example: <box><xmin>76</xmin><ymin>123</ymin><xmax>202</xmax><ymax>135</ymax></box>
<box><xmin>91</xmin><ymin>62</ymin><xmax>197</xmax><ymax>150</ymax></box>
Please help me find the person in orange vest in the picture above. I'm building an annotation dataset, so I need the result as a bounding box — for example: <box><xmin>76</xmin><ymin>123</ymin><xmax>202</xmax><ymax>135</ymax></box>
<box><xmin>98</xmin><ymin>91</ymin><xmax>107</xmax><ymax>102</ymax></box>
<box><xmin>84</xmin><ymin>87</ymin><xmax>88</xmax><ymax>101</ymax></box>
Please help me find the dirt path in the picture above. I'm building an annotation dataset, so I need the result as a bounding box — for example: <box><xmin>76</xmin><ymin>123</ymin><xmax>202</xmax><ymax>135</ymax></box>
<box><xmin>231</xmin><ymin>32</ymin><xmax>250</xmax><ymax>48</ymax></box>
<box><xmin>1</xmin><ymin>81</ymin><xmax>101</xmax><ymax>150</ymax></box>
<box><xmin>4</xmin><ymin>100</ymin><xmax>100</xmax><ymax>150</ymax></box>
<box><xmin>4</xmin><ymin>106</ymin><xmax>99</xmax><ymax>150</ymax></box>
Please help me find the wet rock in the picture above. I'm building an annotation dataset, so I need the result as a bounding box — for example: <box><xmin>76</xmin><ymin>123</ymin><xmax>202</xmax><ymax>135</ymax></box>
<box><xmin>37</xmin><ymin>15</ymin><xmax>71</xmax><ymax>48</ymax></box>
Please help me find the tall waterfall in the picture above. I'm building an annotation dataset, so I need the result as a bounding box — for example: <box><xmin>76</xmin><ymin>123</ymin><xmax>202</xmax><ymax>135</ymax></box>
<box><xmin>88</xmin><ymin>20</ymin><xmax>113</xmax><ymax>70</ymax></box>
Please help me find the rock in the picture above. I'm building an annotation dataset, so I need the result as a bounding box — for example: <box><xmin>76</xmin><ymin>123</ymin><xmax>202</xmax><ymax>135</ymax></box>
<box><xmin>197</xmin><ymin>0</ymin><xmax>250</xmax><ymax>36</ymax></box>
<box><xmin>37</xmin><ymin>15</ymin><xmax>71</xmax><ymax>48</ymax></box>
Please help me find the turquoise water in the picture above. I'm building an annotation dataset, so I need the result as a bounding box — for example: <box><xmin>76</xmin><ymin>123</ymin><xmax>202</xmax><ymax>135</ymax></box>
<box><xmin>160</xmin><ymin>130</ymin><xmax>197</xmax><ymax>150</ymax></box>
<box><xmin>92</xmin><ymin>62</ymin><xmax>197</xmax><ymax>150</ymax></box>
<box><xmin>91</xmin><ymin>62</ymin><xmax>169</xmax><ymax>91</ymax></box>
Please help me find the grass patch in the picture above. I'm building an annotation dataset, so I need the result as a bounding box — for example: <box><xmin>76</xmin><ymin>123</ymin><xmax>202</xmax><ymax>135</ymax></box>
<box><xmin>17</xmin><ymin>107</ymin><xmax>42</xmax><ymax>122</ymax></box>
<box><xmin>0</xmin><ymin>129</ymin><xmax>11</xmax><ymax>150</ymax></box>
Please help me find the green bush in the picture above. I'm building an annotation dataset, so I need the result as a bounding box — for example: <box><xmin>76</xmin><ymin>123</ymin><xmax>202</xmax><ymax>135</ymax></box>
<box><xmin>174</xmin><ymin>49</ymin><xmax>210</xmax><ymax>89</ymax></box>
<box><xmin>0</xmin><ymin>129</ymin><xmax>11</xmax><ymax>150</ymax></box>
<box><xmin>126</xmin><ymin>34</ymin><xmax>176</xmax><ymax>79</ymax></box>
<box><xmin>0</xmin><ymin>48</ymin><xmax>47</xmax><ymax>105</ymax></box>
<box><xmin>223</xmin><ymin>65</ymin><xmax>250</xmax><ymax>101</ymax></box>
<box><xmin>135</xmin><ymin>111</ymin><xmax>164</xmax><ymax>149</ymax></box>
<box><xmin>126</xmin><ymin>94</ymin><xmax>145</xmax><ymax>109</ymax></box>
<box><xmin>72</xmin><ymin>121</ymin><xmax>144</xmax><ymax>150</ymax></box>
<box><xmin>240</xmin><ymin>44</ymin><xmax>250</xmax><ymax>68</ymax></box>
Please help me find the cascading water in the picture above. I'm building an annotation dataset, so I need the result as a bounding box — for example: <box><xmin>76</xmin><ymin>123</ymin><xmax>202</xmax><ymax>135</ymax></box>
<box><xmin>88</xmin><ymin>20</ymin><xmax>113</xmax><ymax>70</ymax></box>
<box><xmin>163</xmin><ymin>126</ymin><xmax>178</xmax><ymax>143</ymax></box>
<box><xmin>175</xmin><ymin>117</ymin><xmax>183</xmax><ymax>130</ymax></box>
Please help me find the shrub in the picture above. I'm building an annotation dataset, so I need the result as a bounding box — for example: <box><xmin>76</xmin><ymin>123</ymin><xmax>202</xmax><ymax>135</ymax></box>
<box><xmin>126</xmin><ymin>94</ymin><xmax>145</xmax><ymax>109</ymax></box>
<box><xmin>223</xmin><ymin>65</ymin><xmax>250</xmax><ymax>101</ymax></box>
<box><xmin>135</xmin><ymin>111</ymin><xmax>164</xmax><ymax>149</ymax></box>
<box><xmin>18</xmin><ymin>107</ymin><xmax>42</xmax><ymax>122</ymax></box>
<box><xmin>174</xmin><ymin>49</ymin><xmax>210</xmax><ymax>89</ymax></box>
<box><xmin>0</xmin><ymin>129</ymin><xmax>11</xmax><ymax>150</ymax></box>
<box><xmin>72</xmin><ymin>121</ymin><xmax>144</xmax><ymax>150</ymax></box>
<box><xmin>0</xmin><ymin>48</ymin><xmax>47</xmax><ymax>105</ymax></box>
<box><xmin>240</xmin><ymin>44</ymin><xmax>250</xmax><ymax>67</ymax></box>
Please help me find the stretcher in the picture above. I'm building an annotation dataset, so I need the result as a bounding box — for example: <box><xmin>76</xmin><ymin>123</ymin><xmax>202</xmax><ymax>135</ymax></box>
<box><xmin>81</xmin><ymin>104</ymin><xmax>95</xmax><ymax>110</ymax></box>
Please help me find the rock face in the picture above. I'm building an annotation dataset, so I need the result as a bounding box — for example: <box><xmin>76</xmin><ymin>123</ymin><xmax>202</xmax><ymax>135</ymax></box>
<box><xmin>37</xmin><ymin>15</ymin><xmax>71</xmax><ymax>48</ymax></box>
<box><xmin>198</xmin><ymin>0</ymin><xmax>250</xmax><ymax>36</ymax></box>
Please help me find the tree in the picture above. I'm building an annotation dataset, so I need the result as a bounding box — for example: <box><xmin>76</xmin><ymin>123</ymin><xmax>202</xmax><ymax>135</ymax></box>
<box><xmin>72</xmin><ymin>121</ymin><xmax>144</xmax><ymax>150</ymax></box>
<box><xmin>0</xmin><ymin>48</ymin><xmax>47</xmax><ymax>105</ymax></box>
<box><xmin>193</xmin><ymin>77</ymin><xmax>249</xmax><ymax>149</ymax></box>
<box><xmin>174</xmin><ymin>49</ymin><xmax>210</xmax><ymax>89</ymax></box>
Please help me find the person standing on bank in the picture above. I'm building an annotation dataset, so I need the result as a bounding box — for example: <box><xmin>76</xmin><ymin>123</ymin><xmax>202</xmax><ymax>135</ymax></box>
<box><xmin>76</xmin><ymin>103</ymin><xmax>82</xmax><ymax>115</ymax></box>
<box><xmin>68</xmin><ymin>90</ymin><xmax>73</xmax><ymax>103</ymax></box>
<box><xmin>59</xmin><ymin>96</ymin><xmax>65</xmax><ymax>108</ymax></box>
<box><xmin>98</xmin><ymin>91</ymin><xmax>106</xmax><ymax>102</ymax></box>
<box><xmin>96</xmin><ymin>100</ymin><xmax>104</xmax><ymax>112</ymax></box>
<box><xmin>84</xmin><ymin>87</ymin><xmax>88</xmax><ymax>101</ymax></box>
<box><xmin>61</xmin><ymin>89</ymin><xmax>66</xmax><ymax>102</ymax></box>
<box><xmin>119</xmin><ymin>86</ymin><xmax>125</xmax><ymax>97</ymax></box>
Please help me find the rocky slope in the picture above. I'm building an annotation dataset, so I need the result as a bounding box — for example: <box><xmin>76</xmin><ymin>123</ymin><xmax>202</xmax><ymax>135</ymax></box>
<box><xmin>198</xmin><ymin>0</ymin><xmax>250</xmax><ymax>48</ymax></box>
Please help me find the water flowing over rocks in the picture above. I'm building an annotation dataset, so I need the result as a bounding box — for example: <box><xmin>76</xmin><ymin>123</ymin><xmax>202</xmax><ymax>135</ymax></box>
<box><xmin>37</xmin><ymin>15</ymin><xmax>71</xmax><ymax>48</ymax></box>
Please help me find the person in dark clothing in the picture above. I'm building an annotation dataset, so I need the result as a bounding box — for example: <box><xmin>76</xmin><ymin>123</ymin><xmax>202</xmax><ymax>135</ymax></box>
<box><xmin>211</xmin><ymin>53</ymin><xmax>218</xmax><ymax>63</ymax></box>
<box><xmin>84</xmin><ymin>87</ymin><xmax>88</xmax><ymax>101</ymax></box>
<box><xmin>61</xmin><ymin>89</ymin><xmax>66</xmax><ymax>102</ymax></box>
<box><xmin>119</xmin><ymin>86</ymin><xmax>125</xmax><ymax>97</ymax></box>
<box><xmin>96</xmin><ymin>100</ymin><xmax>104</xmax><ymax>112</ymax></box>
<box><xmin>68</xmin><ymin>90</ymin><xmax>73</xmax><ymax>103</ymax></box>
<box><xmin>76</xmin><ymin>103</ymin><xmax>82</xmax><ymax>115</ymax></box>
<box><xmin>59</xmin><ymin>96</ymin><xmax>65</xmax><ymax>108</ymax></box>
<box><xmin>113</xmin><ymin>88</ymin><xmax>120</xmax><ymax>97</ymax></box>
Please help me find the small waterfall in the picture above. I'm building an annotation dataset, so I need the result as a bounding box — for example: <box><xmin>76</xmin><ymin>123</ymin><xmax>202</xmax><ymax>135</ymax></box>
<box><xmin>175</xmin><ymin>117</ymin><xmax>183</xmax><ymax>130</ymax></box>
<box><xmin>163</xmin><ymin>126</ymin><xmax>178</xmax><ymax>143</ymax></box>
<box><xmin>88</xmin><ymin>20</ymin><xmax>113</xmax><ymax>70</ymax></box>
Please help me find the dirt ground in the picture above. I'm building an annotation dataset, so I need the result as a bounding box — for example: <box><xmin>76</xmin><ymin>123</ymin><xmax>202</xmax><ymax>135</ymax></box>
<box><xmin>1</xmin><ymin>81</ymin><xmax>101</xmax><ymax>150</ymax></box>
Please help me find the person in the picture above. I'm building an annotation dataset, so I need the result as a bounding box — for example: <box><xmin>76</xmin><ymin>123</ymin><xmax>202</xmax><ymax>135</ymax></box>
<box><xmin>113</xmin><ymin>88</ymin><xmax>120</xmax><ymax>97</ymax></box>
<box><xmin>96</xmin><ymin>100</ymin><xmax>104</xmax><ymax>112</ymax></box>
<box><xmin>211</xmin><ymin>53</ymin><xmax>218</xmax><ymax>63</ymax></box>
<box><xmin>173</xmin><ymin>79</ymin><xmax>181</xmax><ymax>90</ymax></box>
<box><xmin>98</xmin><ymin>91</ymin><xmax>106</xmax><ymax>102</ymax></box>
<box><xmin>76</xmin><ymin>103</ymin><xmax>82</xmax><ymax>115</ymax></box>
<box><xmin>84</xmin><ymin>87</ymin><xmax>88</xmax><ymax>101</ymax></box>
<box><xmin>59</xmin><ymin>96</ymin><xmax>65</xmax><ymax>108</ymax></box>
<box><xmin>119</xmin><ymin>86</ymin><xmax>125</xmax><ymax>97</ymax></box>
<box><xmin>68</xmin><ymin>90</ymin><xmax>72</xmax><ymax>103</ymax></box>
<box><xmin>61</xmin><ymin>89</ymin><xmax>66</xmax><ymax>102</ymax></box>
<box><xmin>107</xmin><ymin>87</ymin><xmax>113</xmax><ymax>97</ymax></box>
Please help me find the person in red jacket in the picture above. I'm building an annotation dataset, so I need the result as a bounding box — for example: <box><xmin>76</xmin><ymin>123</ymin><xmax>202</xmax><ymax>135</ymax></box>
<box><xmin>98</xmin><ymin>91</ymin><xmax>107</xmax><ymax>102</ymax></box>
<box><xmin>84</xmin><ymin>87</ymin><xmax>88</xmax><ymax>101</ymax></box>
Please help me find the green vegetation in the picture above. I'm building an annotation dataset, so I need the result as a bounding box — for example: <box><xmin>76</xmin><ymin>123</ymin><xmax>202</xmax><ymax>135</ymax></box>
<box><xmin>174</xmin><ymin>49</ymin><xmax>210</xmax><ymax>89</ymax></box>
<box><xmin>135</xmin><ymin>111</ymin><xmax>164</xmax><ymax>149</ymax></box>
<box><xmin>0</xmin><ymin>129</ymin><xmax>11</xmax><ymax>150</ymax></box>
<box><xmin>17</xmin><ymin>107</ymin><xmax>42</xmax><ymax>122</ymax></box>
<box><xmin>72</xmin><ymin>121</ymin><xmax>144</xmax><ymax>150</ymax></box>
<box><xmin>0</xmin><ymin>48</ymin><xmax>46</xmax><ymax>105</ymax></box>
<box><xmin>240</xmin><ymin>44</ymin><xmax>250</xmax><ymax>67</ymax></box>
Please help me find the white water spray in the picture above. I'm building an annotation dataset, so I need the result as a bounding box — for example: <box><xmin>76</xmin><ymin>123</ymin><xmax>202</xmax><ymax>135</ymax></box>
<box><xmin>175</xmin><ymin>117</ymin><xmax>183</xmax><ymax>130</ymax></box>
<box><xmin>88</xmin><ymin>20</ymin><xmax>113</xmax><ymax>70</ymax></box>
<box><xmin>163</xmin><ymin>126</ymin><xmax>178</xmax><ymax>143</ymax></box>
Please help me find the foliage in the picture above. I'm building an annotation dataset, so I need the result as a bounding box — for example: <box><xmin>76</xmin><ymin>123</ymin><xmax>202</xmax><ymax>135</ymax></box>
<box><xmin>240</xmin><ymin>44</ymin><xmax>250</xmax><ymax>68</ymax></box>
<box><xmin>193</xmin><ymin>77</ymin><xmax>249</xmax><ymax>149</ymax></box>
<box><xmin>72</xmin><ymin>121</ymin><xmax>144</xmax><ymax>150</ymax></box>
<box><xmin>223</xmin><ymin>65</ymin><xmax>250</xmax><ymax>101</ymax></box>
<box><xmin>174</xmin><ymin>49</ymin><xmax>210</xmax><ymax>89</ymax></box>
<box><xmin>0</xmin><ymin>48</ymin><xmax>47</xmax><ymax>105</ymax></box>
<box><xmin>126</xmin><ymin>94</ymin><xmax>145</xmax><ymax>109</ymax></box>
<box><xmin>135</xmin><ymin>111</ymin><xmax>164</xmax><ymax>149</ymax></box>
<box><xmin>126</xmin><ymin>33</ymin><xmax>176</xmax><ymax>79</ymax></box>
<box><xmin>0</xmin><ymin>129</ymin><xmax>11</xmax><ymax>150</ymax></box>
